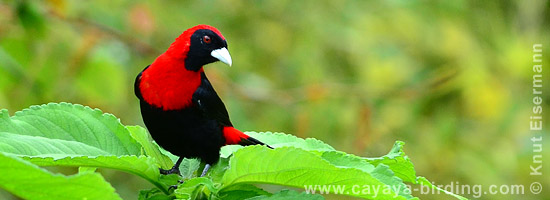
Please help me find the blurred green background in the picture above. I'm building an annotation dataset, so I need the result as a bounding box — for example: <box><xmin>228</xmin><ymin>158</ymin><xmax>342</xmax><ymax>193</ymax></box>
<box><xmin>1</xmin><ymin>0</ymin><xmax>549</xmax><ymax>199</ymax></box>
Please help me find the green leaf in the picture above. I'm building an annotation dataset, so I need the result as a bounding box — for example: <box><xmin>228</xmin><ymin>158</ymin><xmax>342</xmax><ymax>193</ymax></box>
<box><xmin>0</xmin><ymin>131</ymin><xmax>114</xmax><ymax>158</ymax></box>
<box><xmin>365</xmin><ymin>141</ymin><xmax>416</xmax><ymax>183</ymax></box>
<box><xmin>179</xmin><ymin>158</ymin><xmax>202</xmax><ymax>179</ymax></box>
<box><xmin>0</xmin><ymin>152</ymin><xmax>121</xmax><ymax>200</ymax></box>
<box><xmin>370</xmin><ymin>164</ymin><xmax>414</xmax><ymax>199</ymax></box>
<box><xmin>218</xmin><ymin>184</ymin><xmax>271</xmax><ymax>200</ymax></box>
<box><xmin>138</xmin><ymin>188</ymin><xmax>173</xmax><ymax>200</ymax></box>
<box><xmin>320</xmin><ymin>150</ymin><xmax>413</xmax><ymax>198</ymax></box>
<box><xmin>22</xmin><ymin>155</ymin><xmax>172</xmax><ymax>192</ymax></box>
<box><xmin>320</xmin><ymin>151</ymin><xmax>375</xmax><ymax>173</ymax></box>
<box><xmin>220</xmin><ymin>132</ymin><xmax>335</xmax><ymax>158</ymax></box>
<box><xmin>174</xmin><ymin>177</ymin><xmax>218</xmax><ymax>200</ymax></box>
<box><xmin>0</xmin><ymin>103</ymin><xmax>142</xmax><ymax>157</ymax></box>
<box><xmin>30</xmin><ymin>156</ymin><xmax>180</xmax><ymax>195</ymax></box>
<box><xmin>246</xmin><ymin>189</ymin><xmax>324</xmax><ymax>200</ymax></box>
<box><xmin>221</xmin><ymin>145</ymin><xmax>246</xmax><ymax>158</ymax></box>
<box><xmin>207</xmin><ymin>157</ymin><xmax>230</xmax><ymax>183</ymax></box>
<box><xmin>25</xmin><ymin>156</ymin><xmax>158</xmax><ymax>180</ymax></box>
<box><xmin>246</xmin><ymin>132</ymin><xmax>335</xmax><ymax>151</ymax></box>
<box><xmin>415</xmin><ymin>177</ymin><xmax>468</xmax><ymax>200</ymax></box>
<box><xmin>0</xmin><ymin>103</ymin><xmax>171</xmax><ymax>193</ymax></box>
<box><xmin>78</xmin><ymin>166</ymin><xmax>97</xmax><ymax>173</ymax></box>
<box><xmin>222</xmin><ymin>146</ymin><xmax>409</xmax><ymax>199</ymax></box>
<box><xmin>128</xmin><ymin>125</ymin><xmax>173</xmax><ymax>169</ymax></box>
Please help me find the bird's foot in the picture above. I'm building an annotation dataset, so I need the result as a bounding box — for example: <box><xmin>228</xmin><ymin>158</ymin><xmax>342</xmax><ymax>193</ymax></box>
<box><xmin>167</xmin><ymin>180</ymin><xmax>185</xmax><ymax>190</ymax></box>
<box><xmin>168</xmin><ymin>184</ymin><xmax>177</xmax><ymax>190</ymax></box>
<box><xmin>168</xmin><ymin>184</ymin><xmax>181</xmax><ymax>190</ymax></box>
<box><xmin>159</xmin><ymin>167</ymin><xmax>181</xmax><ymax>175</ymax></box>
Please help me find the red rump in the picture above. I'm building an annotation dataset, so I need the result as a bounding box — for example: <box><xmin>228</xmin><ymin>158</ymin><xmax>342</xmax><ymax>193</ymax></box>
<box><xmin>223</xmin><ymin>126</ymin><xmax>250</xmax><ymax>145</ymax></box>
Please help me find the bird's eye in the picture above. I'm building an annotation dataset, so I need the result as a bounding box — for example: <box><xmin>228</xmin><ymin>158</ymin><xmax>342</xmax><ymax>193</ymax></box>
<box><xmin>203</xmin><ymin>35</ymin><xmax>212</xmax><ymax>44</ymax></box>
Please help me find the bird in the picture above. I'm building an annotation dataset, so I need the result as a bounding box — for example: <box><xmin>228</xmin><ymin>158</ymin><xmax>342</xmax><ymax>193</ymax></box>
<box><xmin>134</xmin><ymin>25</ymin><xmax>271</xmax><ymax>176</ymax></box>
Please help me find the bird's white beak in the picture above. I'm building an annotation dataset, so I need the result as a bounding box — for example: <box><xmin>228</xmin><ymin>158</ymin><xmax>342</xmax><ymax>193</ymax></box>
<box><xmin>211</xmin><ymin>47</ymin><xmax>232</xmax><ymax>67</ymax></box>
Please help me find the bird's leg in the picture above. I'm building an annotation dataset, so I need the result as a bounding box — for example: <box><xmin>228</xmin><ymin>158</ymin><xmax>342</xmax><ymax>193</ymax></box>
<box><xmin>200</xmin><ymin>164</ymin><xmax>211</xmax><ymax>177</ymax></box>
<box><xmin>160</xmin><ymin>157</ymin><xmax>184</xmax><ymax>175</ymax></box>
<box><xmin>168</xmin><ymin>185</ymin><xmax>178</xmax><ymax>190</ymax></box>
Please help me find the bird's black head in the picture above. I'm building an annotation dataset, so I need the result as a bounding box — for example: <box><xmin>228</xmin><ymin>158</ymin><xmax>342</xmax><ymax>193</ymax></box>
<box><xmin>185</xmin><ymin>28</ymin><xmax>231</xmax><ymax>71</ymax></box>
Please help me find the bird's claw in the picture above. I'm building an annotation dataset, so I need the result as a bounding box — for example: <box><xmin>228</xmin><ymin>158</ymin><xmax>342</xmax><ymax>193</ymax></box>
<box><xmin>159</xmin><ymin>167</ymin><xmax>181</xmax><ymax>176</ymax></box>
<box><xmin>168</xmin><ymin>185</ymin><xmax>178</xmax><ymax>190</ymax></box>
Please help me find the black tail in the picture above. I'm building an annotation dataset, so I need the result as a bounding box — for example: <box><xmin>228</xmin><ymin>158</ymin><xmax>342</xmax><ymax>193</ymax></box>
<box><xmin>239</xmin><ymin>136</ymin><xmax>273</xmax><ymax>149</ymax></box>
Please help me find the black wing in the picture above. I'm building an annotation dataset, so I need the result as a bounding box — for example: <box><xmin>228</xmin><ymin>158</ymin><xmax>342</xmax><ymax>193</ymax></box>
<box><xmin>192</xmin><ymin>72</ymin><xmax>233</xmax><ymax>127</ymax></box>
<box><xmin>134</xmin><ymin>65</ymin><xmax>150</xmax><ymax>100</ymax></box>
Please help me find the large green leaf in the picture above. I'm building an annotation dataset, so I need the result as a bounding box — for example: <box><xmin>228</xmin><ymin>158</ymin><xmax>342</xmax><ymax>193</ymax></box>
<box><xmin>0</xmin><ymin>131</ymin><xmax>113</xmax><ymax>157</ymax></box>
<box><xmin>221</xmin><ymin>146</ymin><xmax>412</xmax><ymax>199</ymax></box>
<box><xmin>0</xmin><ymin>103</ymin><xmax>172</xmax><ymax>193</ymax></box>
<box><xmin>24</xmin><ymin>155</ymin><xmax>165</xmax><ymax>189</ymax></box>
<box><xmin>0</xmin><ymin>152</ymin><xmax>121</xmax><ymax>200</ymax></box>
<box><xmin>0</xmin><ymin>103</ymin><xmax>141</xmax><ymax>157</ymax></box>
<box><xmin>246</xmin><ymin>132</ymin><xmax>335</xmax><ymax>151</ymax></box>
<box><xmin>220</xmin><ymin>131</ymin><xmax>335</xmax><ymax>158</ymax></box>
